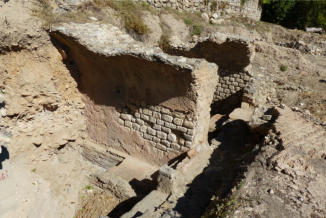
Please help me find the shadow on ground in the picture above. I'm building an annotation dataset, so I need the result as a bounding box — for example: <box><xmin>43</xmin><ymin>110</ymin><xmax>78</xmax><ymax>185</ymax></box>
<box><xmin>0</xmin><ymin>146</ymin><xmax>9</xmax><ymax>170</ymax></box>
<box><xmin>172</xmin><ymin>119</ymin><xmax>265</xmax><ymax>218</ymax></box>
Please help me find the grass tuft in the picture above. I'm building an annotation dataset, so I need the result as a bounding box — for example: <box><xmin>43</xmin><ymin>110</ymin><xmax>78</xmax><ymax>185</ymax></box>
<box><xmin>280</xmin><ymin>65</ymin><xmax>288</xmax><ymax>72</ymax></box>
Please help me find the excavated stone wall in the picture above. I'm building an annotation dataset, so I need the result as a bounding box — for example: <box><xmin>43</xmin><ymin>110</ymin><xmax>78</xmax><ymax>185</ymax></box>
<box><xmin>167</xmin><ymin>39</ymin><xmax>253</xmax><ymax>113</ymax></box>
<box><xmin>138</xmin><ymin>0</ymin><xmax>262</xmax><ymax>20</ymax></box>
<box><xmin>50</xmin><ymin>23</ymin><xmax>218</xmax><ymax>164</ymax></box>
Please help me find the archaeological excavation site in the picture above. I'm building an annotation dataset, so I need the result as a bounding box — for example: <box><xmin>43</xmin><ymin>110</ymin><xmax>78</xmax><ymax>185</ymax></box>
<box><xmin>0</xmin><ymin>0</ymin><xmax>325</xmax><ymax>218</ymax></box>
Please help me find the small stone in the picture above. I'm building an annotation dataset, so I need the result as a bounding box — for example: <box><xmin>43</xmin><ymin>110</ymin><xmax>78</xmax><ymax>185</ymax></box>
<box><xmin>156</xmin><ymin>143</ymin><xmax>167</xmax><ymax>151</ymax></box>
<box><xmin>161</xmin><ymin>140</ymin><xmax>170</xmax><ymax>147</ymax></box>
<box><xmin>157</xmin><ymin>119</ymin><xmax>164</xmax><ymax>125</ymax></box>
<box><xmin>149</xmin><ymin>117</ymin><xmax>156</xmax><ymax>123</ymax></box>
<box><xmin>88</xmin><ymin>16</ymin><xmax>98</xmax><ymax>21</ymax></box>
<box><xmin>161</xmin><ymin>126</ymin><xmax>171</xmax><ymax>134</ymax></box>
<box><xmin>177</xmin><ymin>126</ymin><xmax>187</xmax><ymax>133</ymax></box>
<box><xmin>153</xmin><ymin>124</ymin><xmax>161</xmax><ymax>131</ymax></box>
<box><xmin>143</xmin><ymin>108</ymin><xmax>152</xmax><ymax>116</ymax></box>
<box><xmin>141</xmin><ymin>114</ymin><xmax>149</xmax><ymax>121</ymax></box>
<box><xmin>262</xmin><ymin>115</ymin><xmax>272</xmax><ymax>121</ymax></box>
<box><xmin>171</xmin><ymin>143</ymin><xmax>180</xmax><ymax>150</ymax></box>
<box><xmin>153</xmin><ymin>112</ymin><xmax>161</xmax><ymax>119</ymax></box>
<box><xmin>183</xmin><ymin>133</ymin><xmax>193</xmax><ymax>141</ymax></box>
<box><xmin>132</xmin><ymin>123</ymin><xmax>140</xmax><ymax>131</ymax></box>
<box><xmin>161</xmin><ymin>107</ymin><xmax>171</xmax><ymax>114</ymax></box>
<box><xmin>147</xmin><ymin>128</ymin><xmax>156</xmax><ymax>136</ymax></box>
<box><xmin>143</xmin><ymin>134</ymin><xmax>152</xmax><ymax>140</ymax></box>
<box><xmin>121</xmin><ymin>114</ymin><xmax>132</xmax><ymax>121</ymax></box>
<box><xmin>173</xmin><ymin>118</ymin><xmax>183</xmax><ymax>126</ymax></box>
<box><xmin>140</xmin><ymin>125</ymin><xmax>147</xmax><ymax>133</ymax></box>
<box><xmin>136</xmin><ymin>118</ymin><xmax>144</xmax><ymax>125</ymax></box>
<box><xmin>201</xmin><ymin>12</ymin><xmax>209</xmax><ymax>22</ymax></box>
<box><xmin>153</xmin><ymin>137</ymin><xmax>160</xmax><ymax>143</ymax></box>
<box><xmin>267</xmin><ymin>189</ymin><xmax>274</xmax><ymax>194</ymax></box>
<box><xmin>167</xmin><ymin>134</ymin><xmax>177</xmax><ymax>142</ymax></box>
<box><xmin>117</xmin><ymin>118</ymin><xmax>124</xmax><ymax>125</ymax></box>
<box><xmin>135</xmin><ymin>112</ymin><xmax>141</xmax><ymax>118</ymax></box>
<box><xmin>183</xmin><ymin>120</ymin><xmax>194</xmax><ymax>129</ymax></box>
<box><xmin>185</xmin><ymin>141</ymin><xmax>192</xmax><ymax>148</ymax></box>
<box><xmin>125</xmin><ymin>121</ymin><xmax>132</xmax><ymax>128</ymax></box>
<box><xmin>162</xmin><ymin>114</ymin><xmax>173</xmax><ymax>122</ymax></box>
<box><xmin>187</xmin><ymin>129</ymin><xmax>194</xmax><ymax>135</ymax></box>
<box><xmin>153</xmin><ymin>106</ymin><xmax>161</xmax><ymax>112</ymax></box>
<box><xmin>165</xmin><ymin>122</ymin><xmax>176</xmax><ymax>130</ymax></box>
<box><xmin>157</xmin><ymin>131</ymin><xmax>167</xmax><ymax>140</ymax></box>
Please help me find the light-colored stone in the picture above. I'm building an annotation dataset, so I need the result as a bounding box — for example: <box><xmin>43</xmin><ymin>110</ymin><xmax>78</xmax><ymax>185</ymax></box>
<box><xmin>157</xmin><ymin>119</ymin><xmax>164</xmax><ymax>125</ymax></box>
<box><xmin>162</xmin><ymin>114</ymin><xmax>173</xmax><ymax>122</ymax></box>
<box><xmin>183</xmin><ymin>120</ymin><xmax>194</xmax><ymax>128</ymax></box>
<box><xmin>141</xmin><ymin>114</ymin><xmax>150</xmax><ymax>121</ymax></box>
<box><xmin>165</xmin><ymin>122</ymin><xmax>176</xmax><ymax>129</ymax></box>
<box><xmin>125</xmin><ymin>121</ymin><xmax>132</xmax><ymax>128</ymax></box>
<box><xmin>157</xmin><ymin>131</ymin><xmax>167</xmax><ymax>140</ymax></box>
<box><xmin>167</xmin><ymin>133</ymin><xmax>177</xmax><ymax>142</ymax></box>
<box><xmin>229</xmin><ymin>107</ymin><xmax>253</xmax><ymax>122</ymax></box>
<box><xmin>161</xmin><ymin>126</ymin><xmax>171</xmax><ymax>134</ymax></box>
<box><xmin>177</xmin><ymin>126</ymin><xmax>187</xmax><ymax>133</ymax></box>
<box><xmin>147</xmin><ymin>128</ymin><xmax>156</xmax><ymax>136</ymax></box>
<box><xmin>121</xmin><ymin>114</ymin><xmax>132</xmax><ymax>121</ymax></box>
<box><xmin>132</xmin><ymin>123</ymin><xmax>140</xmax><ymax>131</ymax></box>
<box><xmin>173</xmin><ymin>118</ymin><xmax>183</xmax><ymax>126</ymax></box>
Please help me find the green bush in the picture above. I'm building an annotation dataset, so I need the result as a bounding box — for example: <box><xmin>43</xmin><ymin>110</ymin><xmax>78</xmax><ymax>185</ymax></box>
<box><xmin>184</xmin><ymin>18</ymin><xmax>193</xmax><ymax>25</ymax></box>
<box><xmin>192</xmin><ymin>25</ymin><xmax>203</xmax><ymax>36</ymax></box>
<box><xmin>262</xmin><ymin>0</ymin><xmax>326</xmax><ymax>31</ymax></box>
<box><xmin>280</xmin><ymin>65</ymin><xmax>288</xmax><ymax>72</ymax></box>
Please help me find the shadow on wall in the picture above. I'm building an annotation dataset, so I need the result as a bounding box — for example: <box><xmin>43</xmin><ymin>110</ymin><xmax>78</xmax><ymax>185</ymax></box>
<box><xmin>211</xmin><ymin>91</ymin><xmax>243</xmax><ymax>115</ymax></box>
<box><xmin>0</xmin><ymin>146</ymin><xmax>9</xmax><ymax>170</ymax></box>
<box><xmin>165</xmin><ymin>40</ymin><xmax>251</xmax><ymax>114</ymax></box>
<box><xmin>166</xmin><ymin>40</ymin><xmax>251</xmax><ymax>73</ymax></box>
<box><xmin>50</xmin><ymin>33</ymin><xmax>195</xmax><ymax>113</ymax></box>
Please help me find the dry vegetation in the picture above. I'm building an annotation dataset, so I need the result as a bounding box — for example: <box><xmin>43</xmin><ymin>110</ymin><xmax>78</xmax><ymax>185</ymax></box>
<box><xmin>34</xmin><ymin>0</ymin><xmax>154</xmax><ymax>35</ymax></box>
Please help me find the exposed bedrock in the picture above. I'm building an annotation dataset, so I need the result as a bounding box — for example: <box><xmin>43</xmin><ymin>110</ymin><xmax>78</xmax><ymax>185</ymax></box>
<box><xmin>50</xmin><ymin>23</ymin><xmax>218</xmax><ymax>165</ymax></box>
<box><xmin>166</xmin><ymin>39</ymin><xmax>255</xmax><ymax>114</ymax></box>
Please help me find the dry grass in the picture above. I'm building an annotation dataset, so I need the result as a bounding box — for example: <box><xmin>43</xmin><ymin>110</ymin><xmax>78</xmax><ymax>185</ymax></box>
<box><xmin>162</xmin><ymin>7</ymin><xmax>205</xmax><ymax>36</ymax></box>
<box><xmin>33</xmin><ymin>0</ymin><xmax>153</xmax><ymax>36</ymax></box>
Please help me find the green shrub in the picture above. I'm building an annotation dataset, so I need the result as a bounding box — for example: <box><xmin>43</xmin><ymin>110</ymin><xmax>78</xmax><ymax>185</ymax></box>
<box><xmin>192</xmin><ymin>25</ymin><xmax>203</xmax><ymax>35</ymax></box>
<box><xmin>184</xmin><ymin>18</ymin><xmax>193</xmax><ymax>25</ymax></box>
<box><xmin>280</xmin><ymin>65</ymin><xmax>288</xmax><ymax>72</ymax></box>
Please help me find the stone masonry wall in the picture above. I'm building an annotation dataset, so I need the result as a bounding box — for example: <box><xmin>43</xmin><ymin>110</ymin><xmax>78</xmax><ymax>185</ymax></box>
<box><xmin>214</xmin><ymin>70</ymin><xmax>251</xmax><ymax>102</ymax></box>
<box><xmin>139</xmin><ymin>0</ymin><xmax>262</xmax><ymax>20</ymax></box>
<box><xmin>117</xmin><ymin>104</ymin><xmax>195</xmax><ymax>153</ymax></box>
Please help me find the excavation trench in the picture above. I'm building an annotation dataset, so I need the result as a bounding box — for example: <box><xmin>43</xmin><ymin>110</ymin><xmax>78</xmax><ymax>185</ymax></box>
<box><xmin>50</xmin><ymin>30</ymin><xmax>261</xmax><ymax>217</ymax></box>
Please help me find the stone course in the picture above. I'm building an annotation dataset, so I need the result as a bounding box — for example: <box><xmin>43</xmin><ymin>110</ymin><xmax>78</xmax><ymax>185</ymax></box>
<box><xmin>118</xmin><ymin>104</ymin><xmax>195</xmax><ymax>153</ymax></box>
